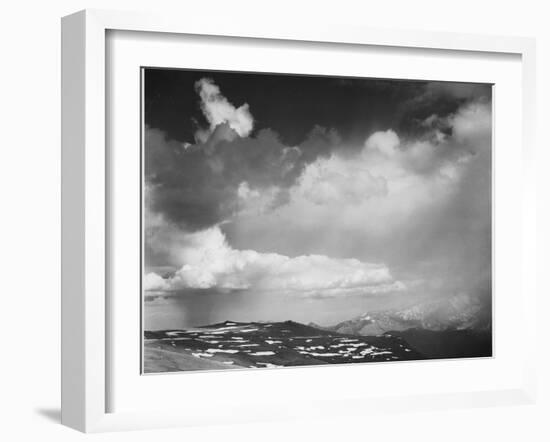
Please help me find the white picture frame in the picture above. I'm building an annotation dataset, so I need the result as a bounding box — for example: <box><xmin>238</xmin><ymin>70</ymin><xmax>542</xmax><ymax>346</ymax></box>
<box><xmin>61</xmin><ymin>9</ymin><xmax>537</xmax><ymax>433</ymax></box>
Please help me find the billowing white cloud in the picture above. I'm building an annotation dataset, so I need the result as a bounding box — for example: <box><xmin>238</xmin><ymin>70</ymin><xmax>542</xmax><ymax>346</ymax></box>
<box><xmin>449</xmin><ymin>100</ymin><xmax>492</xmax><ymax>143</ymax></box>
<box><xmin>364</xmin><ymin>129</ymin><xmax>400</xmax><ymax>156</ymax></box>
<box><xmin>228</xmin><ymin>99</ymin><xmax>491</xmax><ymax>288</ymax></box>
<box><xmin>144</xmin><ymin>226</ymin><xmax>404</xmax><ymax>297</ymax></box>
<box><xmin>296</xmin><ymin>154</ymin><xmax>388</xmax><ymax>205</ymax></box>
<box><xmin>263</xmin><ymin>128</ymin><xmax>463</xmax><ymax>239</ymax></box>
<box><xmin>194</xmin><ymin>78</ymin><xmax>254</xmax><ymax>142</ymax></box>
<box><xmin>143</xmin><ymin>272</ymin><xmax>170</xmax><ymax>291</ymax></box>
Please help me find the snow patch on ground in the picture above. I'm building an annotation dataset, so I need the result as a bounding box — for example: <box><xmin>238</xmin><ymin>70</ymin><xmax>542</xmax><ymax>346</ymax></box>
<box><xmin>303</xmin><ymin>352</ymin><xmax>342</xmax><ymax>357</ymax></box>
<box><xmin>206</xmin><ymin>348</ymin><xmax>239</xmax><ymax>354</ymax></box>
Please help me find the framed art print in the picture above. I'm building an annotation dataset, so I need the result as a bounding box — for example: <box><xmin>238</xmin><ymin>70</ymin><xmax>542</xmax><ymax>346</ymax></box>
<box><xmin>61</xmin><ymin>9</ymin><xmax>537</xmax><ymax>432</ymax></box>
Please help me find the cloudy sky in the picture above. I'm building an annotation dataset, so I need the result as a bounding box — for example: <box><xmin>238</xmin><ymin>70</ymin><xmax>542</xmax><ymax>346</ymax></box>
<box><xmin>142</xmin><ymin>68</ymin><xmax>492</xmax><ymax>330</ymax></box>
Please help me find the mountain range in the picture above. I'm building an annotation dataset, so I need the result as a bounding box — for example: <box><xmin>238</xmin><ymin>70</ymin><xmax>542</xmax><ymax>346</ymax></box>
<box><xmin>319</xmin><ymin>293</ymin><xmax>491</xmax><ymax>336</ymax></box>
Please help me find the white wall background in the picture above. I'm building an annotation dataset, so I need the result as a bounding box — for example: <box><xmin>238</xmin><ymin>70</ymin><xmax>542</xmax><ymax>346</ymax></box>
<box><xmin>0</xmin><ymin>1</ymin><xmax>548</xmax><ymax>440</ymax></box>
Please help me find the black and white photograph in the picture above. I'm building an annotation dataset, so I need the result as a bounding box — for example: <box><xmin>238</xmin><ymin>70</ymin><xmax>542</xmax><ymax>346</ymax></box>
<box><xmin>142</xmin><ymin>68</ymin><xmax>493</xmax><ymax>374</ymax></box>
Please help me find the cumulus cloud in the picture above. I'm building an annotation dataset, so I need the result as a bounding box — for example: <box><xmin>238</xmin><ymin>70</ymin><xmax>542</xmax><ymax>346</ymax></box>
<box><xmin>253</xmin><ymin>113</ymin><xmax>475</xmax><ymax>238</ymax></box>
<box><xmin>144</xmin><ymin>79</ymin><xmax>339</xmax><ymax>231</ymax></box>
<box><xmin>449</xmin><ymin>100</ymin><xmax>492</xmax><ymax>143</ymax></box>
<box><xmin>143</xmin><ymin>272</ymin><xmax>170</xmax><ymax>291</ymax></box>
<box><xmin>363</xmin><ymin>101</ymin><xmax>490</xmax><ymax>177</ymax></box>
<box><xmin>364</xmin><ymin>129</ymin><xmax>400</xmax><ymax>156</ymax></box>
<box><xmin>194</xmin><ymin>78</ymin><xmax>254</xmax><ymax>142</ymax></box>
<box><xmin>144</xmin><ymin>226</ymin><xmax>404</xmax><ymax>297</ymax></box>
<box><xmin>227</xmin><ymin>99</ymin><xmax>491</xmax><ymax>303</ymax></box>
<box><xmin>296</xmin><ymin>154</ymin><xmax>388</xmax><ymax>206</ymax></box>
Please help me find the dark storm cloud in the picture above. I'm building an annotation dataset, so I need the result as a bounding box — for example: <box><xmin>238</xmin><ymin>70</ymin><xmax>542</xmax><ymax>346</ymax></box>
<box><xmin>396</xmin><ymin>81</ymin><xmax>492</xmax><ymax>136</ymax></box>
<box><xmin>144</xmin><ymin>121</ymin><xmax>339</xmax><ymax>231</ymax></box>
<box><xmin>145</xmin><ymin>69</ymin><xmax>490</xmax><ymax>148</ymax></box>
<box><xmin>425</xmin><ymin>81</ymin><xmax>492</xmax><ymax>100</ymax></box>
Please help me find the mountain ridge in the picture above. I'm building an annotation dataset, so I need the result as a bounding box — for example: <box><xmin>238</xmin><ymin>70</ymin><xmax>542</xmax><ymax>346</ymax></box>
<box><xmin>327</xmin><ymin>293</ymin><xmax>491</xmax><ymax>336</ymax></box>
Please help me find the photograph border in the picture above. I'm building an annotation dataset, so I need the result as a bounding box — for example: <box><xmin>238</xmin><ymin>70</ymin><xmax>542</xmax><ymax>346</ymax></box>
<box><xmin>61</xmin><ymin>9</ymin><xmax>537</xmax><ymax>432</ymax></box>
